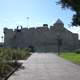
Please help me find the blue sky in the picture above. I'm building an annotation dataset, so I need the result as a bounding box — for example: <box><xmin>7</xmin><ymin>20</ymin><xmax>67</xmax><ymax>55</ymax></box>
<box><xmin>0</xmin><ymin>0</ymin><xmax>80</xmax><ymax>42</ymax></box>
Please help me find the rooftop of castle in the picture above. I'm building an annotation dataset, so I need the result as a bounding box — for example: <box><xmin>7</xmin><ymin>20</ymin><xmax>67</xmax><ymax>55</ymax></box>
<box><xmin>55</xmin><ymin>19</ymin><xmax>64</xmax><ymax>24</ymax></box>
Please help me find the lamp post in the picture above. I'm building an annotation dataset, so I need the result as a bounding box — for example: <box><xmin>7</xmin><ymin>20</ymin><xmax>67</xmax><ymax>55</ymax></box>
<box><xmin>57</xmin><ymin>33</ymin><xmax>62</xmax><ymax>56</ymax></box>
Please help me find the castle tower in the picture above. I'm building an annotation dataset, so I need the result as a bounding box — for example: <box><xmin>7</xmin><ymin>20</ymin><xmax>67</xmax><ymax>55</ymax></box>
<box><xmin>54</xmin><ymin>19</ymin><xmax>64</xmax><ymax>28</ymax></box>
<box><xmin>50</xmin><ymin>19</ymin><xmax>64</xmax><ymax>30</ymax></box>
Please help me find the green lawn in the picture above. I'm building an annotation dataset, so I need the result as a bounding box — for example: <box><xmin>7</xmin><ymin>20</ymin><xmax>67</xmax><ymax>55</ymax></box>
<box><xmin>60</xmin><ymin>52</ymin><xmax>80</xmax><ymax>64</ymax></box>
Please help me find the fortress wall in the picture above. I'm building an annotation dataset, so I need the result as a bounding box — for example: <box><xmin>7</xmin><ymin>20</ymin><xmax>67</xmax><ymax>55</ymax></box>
<box><xmin>20</xmin><ymin>28</ymin><xmax>36</xmax><ymax>47</ymax></box>
<box><xmin>72</xmin><ymin>34</ymin><xmax>79</xmax><ymax>49</ymax></box>
<box><xmin>4</xmin><ymin>28</ymin><xmax>14</xmax><ymax>47</ymax></box>
<box><xmin>60</xmin><ymin>30</ymin><xmax>79</xmax><ymax>50</ymax></box>
<box><xmin>34</xmin><ymin>27</ymin><xmax>46</xmax><ymax>44</ymax></box>
<box><xmin>3</xmin><ymin>20</ymin><xmax>80</xmax><ymax>51</ymax></box>
<box><xmin>22</xmin><ymin>28</ymin><xmax>28</xmax><ymax>33</ymax></box>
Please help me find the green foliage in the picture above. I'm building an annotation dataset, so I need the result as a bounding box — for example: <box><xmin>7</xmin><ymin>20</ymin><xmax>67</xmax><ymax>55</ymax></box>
<box><xmin>60</xmin><ymin>52</ymin><xmax>80</xmax><ymax>64</ymax></box>
<box><xmin>58</xmin><ymin>0</ymin><xmax>80</xmax><ymax>11</ymax></box>
<box><xmin>74</xmin><ymin>49</ymin><xmax>80</xmax><ymax>54</ymax></box>
<box><xmin>0</xmin><ymin>48</ymin><xmax>30</xmax><ymax>60</ymax></box>
<box><xmin>0</xmin><ymin>48</ymin><xmax>30</xmax><ymax>78</ymax></box>
<box><xmin>57</xmin><ymin>0</ymin><xmax>80</xmax><ymax>26</ymax></box>
<box><xmin>0</xmin><ymin>62</ymin><xmax>13</xmax><ymax>77</ymax></box>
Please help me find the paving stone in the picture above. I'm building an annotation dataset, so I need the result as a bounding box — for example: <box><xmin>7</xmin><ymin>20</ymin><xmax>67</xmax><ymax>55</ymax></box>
<box><xmin>8</xmin><ymin>53</ymin><xmax>80</xmax><ymax>80</ymax></box>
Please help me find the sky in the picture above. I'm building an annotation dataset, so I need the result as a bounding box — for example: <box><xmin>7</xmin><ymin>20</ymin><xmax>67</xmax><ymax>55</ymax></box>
<box><xmin>0</xmin><ymin>0</ymin><xmax>80</xmax><ymax>42</ymax></box>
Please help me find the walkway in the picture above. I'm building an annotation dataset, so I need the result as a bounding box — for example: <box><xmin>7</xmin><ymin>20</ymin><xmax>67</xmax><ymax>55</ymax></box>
<box><xmin>8</xmin><ymin>53</ymin><xmax>80</xmax><ymax>80</ymax></box>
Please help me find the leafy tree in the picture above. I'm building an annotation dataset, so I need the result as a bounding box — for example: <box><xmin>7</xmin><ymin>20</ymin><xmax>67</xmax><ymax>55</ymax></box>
<box><xmin>57</xmin><ymin>0</ymin><xmax>80</xmax><ymax>26</ymax></box>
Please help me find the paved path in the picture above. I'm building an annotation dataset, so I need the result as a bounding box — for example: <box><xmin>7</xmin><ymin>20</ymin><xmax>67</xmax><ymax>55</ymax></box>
<box><xmin>8</xmin><ymin>53</ymin><xmax>80</xmax><ymax>80</ymax></box>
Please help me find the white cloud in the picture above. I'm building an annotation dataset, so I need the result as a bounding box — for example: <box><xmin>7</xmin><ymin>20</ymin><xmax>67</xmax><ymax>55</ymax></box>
<box><xmin>67</xmin><ymin>26</ymin><xmax>80</xmax><ymax>40</ymax></box>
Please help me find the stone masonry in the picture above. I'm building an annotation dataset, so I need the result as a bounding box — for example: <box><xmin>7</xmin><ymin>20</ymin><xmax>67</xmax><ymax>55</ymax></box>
<box><xmin>3</xmin><ymin>19</ymin><xmax>79</xmax><ymax>52</ymax></box>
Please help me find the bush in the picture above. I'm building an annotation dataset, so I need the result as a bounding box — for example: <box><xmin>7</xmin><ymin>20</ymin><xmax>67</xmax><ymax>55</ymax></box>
<box><xmin>75</xmin><ymin>49</ymin><xmax>80</xmax><ymax>54</ymax></box>
<box><xmin>0</xmin><ymin>48</ymin><xmax>30</xmax><ymax>78</ymax></box>
<box><xmin>0</xmin><ymin>48</ymin><xmax>30</xmax><ymax>60</ymax></box>
<box><xmin>0</xmin><ymin>61</ymin><xmax>13</xmax><ymax>77</ymax></box>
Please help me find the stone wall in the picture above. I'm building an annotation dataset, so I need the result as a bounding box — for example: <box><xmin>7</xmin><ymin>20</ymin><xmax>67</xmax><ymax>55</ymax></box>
<box><xmin>3</xmin><ymin>20</ymin><xmax>80</xmax><ymax>52</ymax></box>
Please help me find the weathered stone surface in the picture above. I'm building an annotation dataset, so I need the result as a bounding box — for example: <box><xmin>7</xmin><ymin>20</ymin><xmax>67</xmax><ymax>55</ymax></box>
<box><xmin>4</xmin><ymin>19</ymin><xmax>79</xmax><ymax>51</ymax></box>
<box><xmin>8</xmin><ymin>53</ymin><xmax>80</xmax><ymax>80</ymax></box>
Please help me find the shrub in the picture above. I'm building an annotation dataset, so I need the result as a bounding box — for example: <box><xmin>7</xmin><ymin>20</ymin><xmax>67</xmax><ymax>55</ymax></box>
<box><xmin>0</xmin><ymin>48</ymin><xmax>30</xmax><ymax>78</ymax></box>
<box><xmin>75</xmin><ymin>49</ymin><xmax>80</xmax><ymax>54</ymax></box>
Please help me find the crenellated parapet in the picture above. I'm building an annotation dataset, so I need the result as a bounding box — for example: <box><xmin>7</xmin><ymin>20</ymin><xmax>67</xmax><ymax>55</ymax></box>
<box><xmin>4</xmin><ymin>27</ymin><xmax>13</xmax><ymax>34</ymax></box>
<box><xmin>3</xmin><ymin>19</ymin><xmax>80</xmax><ymax>51</ymax></box>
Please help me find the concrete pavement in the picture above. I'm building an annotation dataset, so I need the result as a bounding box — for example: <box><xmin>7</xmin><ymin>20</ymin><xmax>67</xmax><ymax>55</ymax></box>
<box><xmin>8</xmin><ymin>53</ymin><xmax>80</xmax><ymax>80</ymax></box>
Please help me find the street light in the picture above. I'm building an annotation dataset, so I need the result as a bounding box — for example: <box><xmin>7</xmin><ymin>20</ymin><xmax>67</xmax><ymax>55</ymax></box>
<box><xmin>57</xmin><ymin>33</ymin><xmax>62</xmax><ymax>56</ymax></box>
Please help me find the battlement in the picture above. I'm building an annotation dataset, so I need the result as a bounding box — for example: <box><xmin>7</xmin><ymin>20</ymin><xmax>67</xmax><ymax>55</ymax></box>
<box><xmin>4</xmin><ymin>19</ymin><xmax>64</xmax><ymax>34</ymax></box>
<box><xmin>29</xmin><ymin>28</ymin><xmax>35</xmax><ymax>31</ymax></box>
<box><xmin>4</xmin><ymin>27</ymin><xmax>13</xmax><ymax>34</ymax></box>
<box><xmin>3</xmin><ymin>19</ymin><xmax>79</xmax><ymax>52</ymax></box>
<box><xmin>4</xmin><ymin>26</ymin><xmax>49</xmax><ymax>34</ymax></box>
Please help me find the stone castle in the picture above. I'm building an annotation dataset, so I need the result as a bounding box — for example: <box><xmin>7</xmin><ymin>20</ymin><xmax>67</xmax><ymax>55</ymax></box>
<box><xmin>4</xmin><ymin>19</ymin><xmax>80</xmax><ymax>52</ymax></box>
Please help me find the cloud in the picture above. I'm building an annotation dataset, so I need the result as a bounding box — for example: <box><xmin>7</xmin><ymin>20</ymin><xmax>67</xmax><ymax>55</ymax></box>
<box><xmin>67</xmin><ymin>26</ymin><xmax>80</xmax><ymax>33</ymax></box>
<box><xmin>67</xmin><ymin>26</ymin><xmax>80</xmax><ymax>39</ymax></box>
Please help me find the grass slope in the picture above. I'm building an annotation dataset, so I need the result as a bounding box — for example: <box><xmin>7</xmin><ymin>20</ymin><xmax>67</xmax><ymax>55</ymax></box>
<box><xmin>60</xmin><ymin>52</ymin><xmax>80</xmax><ymax>64</ymax></box>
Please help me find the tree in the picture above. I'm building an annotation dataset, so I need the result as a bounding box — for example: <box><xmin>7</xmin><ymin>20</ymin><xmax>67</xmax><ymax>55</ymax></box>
<box><xmin>57</xmin><ymin>0</ymin><xmax>80</xmax><ymax>26</ymax></box>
